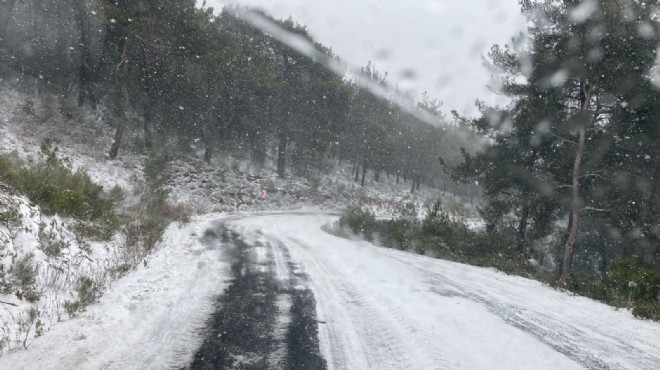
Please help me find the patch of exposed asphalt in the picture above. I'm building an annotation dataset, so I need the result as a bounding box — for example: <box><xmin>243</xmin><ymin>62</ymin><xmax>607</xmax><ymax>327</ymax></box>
<box><xmin>188</xmin><ymin>226</ymin><xmax>326</xmax><ymax>370</ymax></box>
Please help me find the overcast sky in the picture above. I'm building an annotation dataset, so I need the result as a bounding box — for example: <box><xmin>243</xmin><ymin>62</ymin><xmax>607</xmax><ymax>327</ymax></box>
<box><xmin>203</xmin><ymin>0</ymin><xmax>526</xmax><ymax>117</ymax></box>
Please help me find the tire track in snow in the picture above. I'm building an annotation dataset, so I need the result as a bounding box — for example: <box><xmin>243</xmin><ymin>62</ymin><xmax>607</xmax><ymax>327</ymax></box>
<box><xmin>280</xmin><ymin>237</ymin><xmax>425</xmax><ymax>370</ymax></box>
<box><xmin>387</xmin><ymin>251</ymin><xmax>656</xmax><ymax>370</ymax></box>
<box><xmin>286</xmin><ymin>236</ymin><xmax>450</xmax><ymax>370</ymax></box>
<box><xmin>273</xmin><ymin>242</ymin><xmax>351</xmax><ymax>369</ymax></box>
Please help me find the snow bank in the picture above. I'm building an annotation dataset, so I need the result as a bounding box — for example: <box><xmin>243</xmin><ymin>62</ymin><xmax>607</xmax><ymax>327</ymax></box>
<box><xmin>0</xmin><ymin>215</ymin><xmax>231</xmax><ymax>369</ymax></box>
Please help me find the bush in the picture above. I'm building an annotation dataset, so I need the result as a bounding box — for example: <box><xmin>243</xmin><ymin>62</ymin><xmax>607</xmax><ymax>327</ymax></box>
<box><xmin>632</xmin><ymin>302</ymin><xmax>660</xmax><ymax>321</ymax></box>
<box><xmin>604</xmin><ymin>256</ymin><xmax>660</xmax><ymax>303</ymax></box>
<box><xmin>75</xmin><ymin>276</ymin><xmax>98</xmax><ymax>306</ymax></box>
<box><xmin>17</xmin><ymin>307</ymin><xmax>42</xmax><ymax>349</ymax></box>
<box><xmin>559</xmin><ymin>270</ymin><xmax>611</xmax><ymax>302</ymax></box>
<box><xmin>11</xmin><ymin>253</ymin><xmax>41</xmax><ymax>302</ymax></box>
<box><xmin>63</xmin><ymin>300</ymin><xmax>82</xmax><ymax>318</ymax></box>
<box><xmin>73</xmin><ymin>214</ymin><xmax>121</xmax><ymax>242</ymax></box>
<box><xmin>338</xmin><ymin>207</ymin><xmax>377</xmax><ymax>239</ymax></box>
<box><xmin>64</xmin><ymin>276</ymin><xmax>98</xmax><ymax>317</ymax></box>
<box><xmin>0</xmin><ymin>139</ymin><xmax>121</xmax><ymax>234</ymax></box>
<box><xmin>0</xmin><ymin>206</ymin><xmax>21</xmax><ymax>229</ymax></box>
<box><xmin>39</xmin><ymin>229</ymin><xmax>68</xmax><ymax>257</ymax></box>
<box><xmin>0</xmin><ymin>203</ymin><xmax>22</xmax><ymax>238</ymax></box>
<box><xmin>381</xmin><ymin>218</ymin><xmax>416</xmax><ymax>250</ymax></box>
<box><xmin>0</xmin><ymin>155</ymin><xmax>20</xmax><ymax>189</ymax></box>
<box><xmin>144</xmin><ymin>152</ymin><xmax>172</xmax><ymax>194</ymax></box>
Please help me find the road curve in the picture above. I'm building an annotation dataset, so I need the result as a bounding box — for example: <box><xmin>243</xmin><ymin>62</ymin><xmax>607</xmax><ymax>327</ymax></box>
<box><xmin>206</xmin><ymin>213</ymin><xmax>660</xmax><ymax>370</ymax></box>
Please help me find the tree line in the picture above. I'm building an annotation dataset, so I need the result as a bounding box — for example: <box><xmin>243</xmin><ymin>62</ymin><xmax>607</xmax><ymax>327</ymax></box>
<box><xmin>0</xmin><ymin>0</ymin><xmax>477</xmax><ymax>195</ymax></box>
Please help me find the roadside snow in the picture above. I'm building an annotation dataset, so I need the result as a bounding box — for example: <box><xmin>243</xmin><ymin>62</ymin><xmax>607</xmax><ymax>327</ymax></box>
<box><xmin>0</xmin><ymin>215</ymin><xmax>231</xmax><ymax>369</ymax></box>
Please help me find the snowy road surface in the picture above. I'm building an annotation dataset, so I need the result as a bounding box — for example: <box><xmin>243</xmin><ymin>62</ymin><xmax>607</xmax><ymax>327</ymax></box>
<box><xmin>2</xmin><ymin>213</ymin><xmax>660</xmax><ymax>369</ymax></box>
<box><xmin>218</xmin><ymin>214</ymin><xmax>660</xmax><ymax>370</ymax></box>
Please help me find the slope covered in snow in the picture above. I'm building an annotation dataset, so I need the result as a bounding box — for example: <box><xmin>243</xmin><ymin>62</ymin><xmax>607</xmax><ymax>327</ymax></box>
<box><xmin>0</xmin><ymin>215</ymin><xmax>231</xmax><ymax>369</ymax></box>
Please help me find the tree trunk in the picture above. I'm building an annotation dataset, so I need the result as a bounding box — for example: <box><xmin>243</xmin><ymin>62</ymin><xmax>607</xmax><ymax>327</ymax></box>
<box><xmin>108</xmin><ymin>118</ymin><xmax>125</xmax><ymax>160</ymax></box>
<box><xmin>201</xmin><ymin>120</ymin><xmax>213</xmax><ymax>164</ymax></box>
<box><xmin>354</xmin><ymin>162</ymin><xmax>360</xmax><ymax>183</ymax></box>
<box><xmin>75</xmin><ymin>2</ymin><xmax>92</xmax><ymax>108</ymax></box>
<box><xmin>1</xmin><ymin>0</ymin><xmax>16</xmax><ymax>44</ymax></box>
<box><xmin>374</xmin><ymin>169</ymin><xmax>380</xmax><ymax>182</ymax></box>
<box><xmin>277</xmin><ymin>131</ymin><xmax>288</xmax><ymax>178</ymax></box>
<box><xmin>361</xmin><ymin>162</ymin><xmax>367</xmax><ymax>187</ymax></box>
<box><xmin>109</xmin><ymin>44</ymin><xmax>130</xmax><ymax>160</ymax></box>
<box><xmin>59</xmin><ymin>83</ymin><xmax>75</xmax><ymax>119</ymax></box>
<box><xmin>143</xmin><ymin>103</ymin><xmax>154</xmax><ymax>150</ymax></box>
<box><xmin>396</xmin><ymin>171</ymin><xmax>400</xmax><ymax>184</ymax></box>
<box><xmin>410</xmin><ymin>174</ymin><xmax>416</xmax><ymax>194</ymax></box>
<box><xmin>517</xmin><ymin>197</ymin><xmax>530</xmax><ymax>252</ymax></box>
<box><xmin>561</xmin><ymin>82</ymin><xmax>592</xmax><ymax>280</ymax></box>
<box><xmin>352</xmin><ymin>152</ymin><xmax>358</xmax><ymax>175</ymax></box>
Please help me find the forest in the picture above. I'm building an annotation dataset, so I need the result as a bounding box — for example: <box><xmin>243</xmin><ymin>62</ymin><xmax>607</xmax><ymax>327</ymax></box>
<box><xmin>0</xmin><ymin>0</ymin><xmax>476</xmax><ymax>193</ymax></box>
<box><xmin>1</xmin><ymin>0</ymin><xmax>660</xmax><ymax>316</ymax></box>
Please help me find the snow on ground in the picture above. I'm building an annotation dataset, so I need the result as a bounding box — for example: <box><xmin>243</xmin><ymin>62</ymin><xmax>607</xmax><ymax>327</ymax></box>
<box><xmin>0</xmin><ymin>192</ymin><xmax>124</xmax><ymax>353</ymax></box>
<box><xmin>0</xmin><ymin>214</ymin><xmax>231</xmax><ymax>369</ymax></box>
<box><xmin>228</xmin><ymin>214</ymin><xmax>660</xmax><ymax>370</ymax></box>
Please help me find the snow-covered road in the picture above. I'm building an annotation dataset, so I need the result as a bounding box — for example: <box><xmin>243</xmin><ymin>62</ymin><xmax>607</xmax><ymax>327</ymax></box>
<box><xmin>2</xmin><ymin>213</ymin><xmax>660</xmax><ymax>369</ymax></box>
<box><xmin>227</xmin><ymin>213</ymin><xmax>660</xmax><ymax>370</ymax></box>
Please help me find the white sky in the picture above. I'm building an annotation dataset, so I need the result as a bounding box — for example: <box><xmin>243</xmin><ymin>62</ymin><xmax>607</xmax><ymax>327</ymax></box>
<box><xmin>202</xmin><ymin>0</ymin><xmax>526</xmax><ymax>117</ymax></box>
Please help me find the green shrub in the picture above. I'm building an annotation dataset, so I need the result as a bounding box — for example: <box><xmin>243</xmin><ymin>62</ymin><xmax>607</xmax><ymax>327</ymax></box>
<box><xmin>338</xmin><ymin>207</ymin><xmax>377</xmax><ymax>239</ymax></box>
<box><xmin>604</xmin><ymin>256</ymin><xmax>660</xmax><ymax>303</ymax></box>
<box><xmin>107</xmin><ymin>185</ymin><xmax>126</xmax><ymax>206</ymax></box>
<box><xmin>63</xmin><ymin>300</ymin><xmax>82</xmax><ymax>318</ymax></box>
<box><xmin>0</xmin><ymin>204</ymin><xmax>22</xmax><ymax>238</ymax></box>
<box><xmin>0</xmin><ymin>266</ymin><xmax>13</xmax><ymax>294</ymax></box>
<box><xmin>558</xmin><ymin>270</ymin><xmax>611</xmax><ymax>302</ymax></box>
<box><xmin>419</xmin><ymin>200</ymin><xmax>473</xmax><ymax>257</ymax></box>
<box><xmin>380</xmin><ymin>218</ymin><xmax>415</xmax><ymax>250</ymax></box>
<box><xmin>0</xmin><ymin>140</ymin><xmax>121</xmax><ymax>238</ymax></box>
<box><xmin>38</xmin><ymin>227</ymin><xmax>69</xmax><ymax>257</ymax></box>
<box><xmin>64</xmin><ymin>276</ymin><xmax>99</xmax><ymax>317</ymax></box>
<box><xmin>75</xmin><ymin>276</ymin><xmax>98</xmax><ymax>306</ymax></box>
<box><xmin>0</xmin><ymin>206</ymin><xmax>21</xmax><ymax>228</ymax></box>
<box><xmin>144</xmin><ymin>152</ymin><xmax>172</xmax><ymax>194</ymax></box>
<box><xmin>11</xmin><ymin>253</ymin><xmax>41</xmax><ymax>302</ymax></box>
<box><xmin>17</xmin><ymin>307</ymin><xmax>41</xmax><ymax>349</ymax></box>
<box><xmin>0</xmin><ymin>155</ymin><xmax>20</xmax><ymax>188</ymax></box>
<box><xmin>73</xmin><ymin>215</ymin><xmax>121</xmax><ymax>242</ymax></box>
<box><xmin>632</xmin><ymin>302</ymin><xmax>660</xmax><ymax>320</ymax></box>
